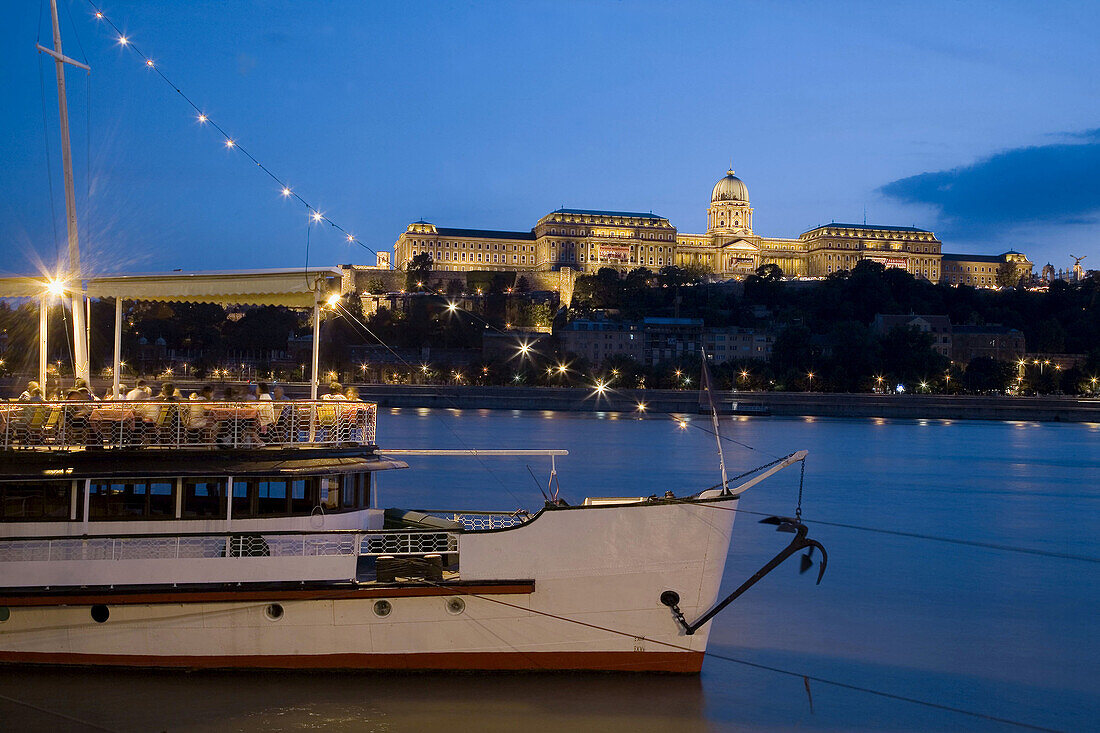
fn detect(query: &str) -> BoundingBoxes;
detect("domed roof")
[711,168,749,203]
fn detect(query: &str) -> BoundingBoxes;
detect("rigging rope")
[420,580,1062,732]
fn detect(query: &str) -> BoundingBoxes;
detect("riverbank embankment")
[350,385,1100,423]
[7,379,1096,422]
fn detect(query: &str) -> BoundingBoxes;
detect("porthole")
[445,597,465,615]
[373,600,392,618]
[0,606,9,623]
[90,604,109,623]
[264,603,284,621]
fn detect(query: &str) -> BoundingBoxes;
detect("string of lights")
[83,1,378,257]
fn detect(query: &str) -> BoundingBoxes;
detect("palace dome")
[711,169,749,203]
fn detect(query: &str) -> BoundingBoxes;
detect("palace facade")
[391,169,1030,285]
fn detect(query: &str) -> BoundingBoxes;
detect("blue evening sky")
[2,0,1098,277]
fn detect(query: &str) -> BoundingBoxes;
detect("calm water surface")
[2,409,1097,732]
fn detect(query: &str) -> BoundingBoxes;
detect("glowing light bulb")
[346,234,354,242]
[45,280,65,297]
[224,139,235,148]
[145,59,154,67]
[118,35,129,46]
[326,294,340,308]
[197,113,207,123]
[311,211,323,223]
[637,402,647,412]
[281,186,291,197]
[446,301,458,313]
[94,11,104,19]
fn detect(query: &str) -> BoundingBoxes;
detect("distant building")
[560,317,772,367]
[559,320,644,365]
[872,314,953,357]
[389,168,1028,285]
[940,251,1032,287]
[951,325,1026,365]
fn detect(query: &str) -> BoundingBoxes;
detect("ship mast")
[38,0,91,383]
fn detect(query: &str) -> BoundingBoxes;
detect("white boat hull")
[0,498,737,672]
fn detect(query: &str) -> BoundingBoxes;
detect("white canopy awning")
[1,267,345,399]
[85,267,343,307]
[0,276,58,299]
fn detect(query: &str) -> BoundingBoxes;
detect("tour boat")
[0,399,821,672]
[0,0,825,673]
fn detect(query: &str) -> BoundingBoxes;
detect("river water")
[2,409,1097,732]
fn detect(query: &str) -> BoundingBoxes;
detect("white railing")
[425,511,529,531]
[0,528,459,563]
[359,531,457,556]
[0,400,376,450]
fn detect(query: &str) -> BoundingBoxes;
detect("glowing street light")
[636,401,647,412]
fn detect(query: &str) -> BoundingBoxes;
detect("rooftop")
[548,208,668,221]
[433,227,536,240]
[941,253,1007,263]
[805,223,933,234]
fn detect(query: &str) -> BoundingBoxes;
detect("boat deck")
[0,400,376,451]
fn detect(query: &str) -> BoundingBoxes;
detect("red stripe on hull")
[0,650,704,674]
[1,583,534,607]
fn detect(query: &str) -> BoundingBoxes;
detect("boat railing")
[0,400,377,450]
[419,510,530,531]
[0,527,458,564]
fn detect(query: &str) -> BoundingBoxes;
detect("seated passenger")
[17,381,41,401]
[321,382,347,401]
[126,380,150,401]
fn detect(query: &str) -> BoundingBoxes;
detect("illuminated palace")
[392,169,1031,285]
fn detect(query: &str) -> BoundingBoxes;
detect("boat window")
[232,477,320,517]
[257,480,289,516]
[0,480,71,521]
[89,481,175,520]
[291,478,314,514]
[357,473,371,508]
[182,479,227,518]
[341,475,357,508]
[321,477,341,510]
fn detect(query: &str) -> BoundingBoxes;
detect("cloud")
[879,129,1100,237]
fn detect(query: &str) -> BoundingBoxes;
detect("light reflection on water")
[2,411,1096,732]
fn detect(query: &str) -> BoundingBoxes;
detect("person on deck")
[17,381,41,401]
[126,380,150,401]
[321,382,347,401]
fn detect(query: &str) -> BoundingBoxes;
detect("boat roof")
[0,447,407,481]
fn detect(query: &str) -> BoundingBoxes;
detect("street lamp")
[807,372,815,391]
